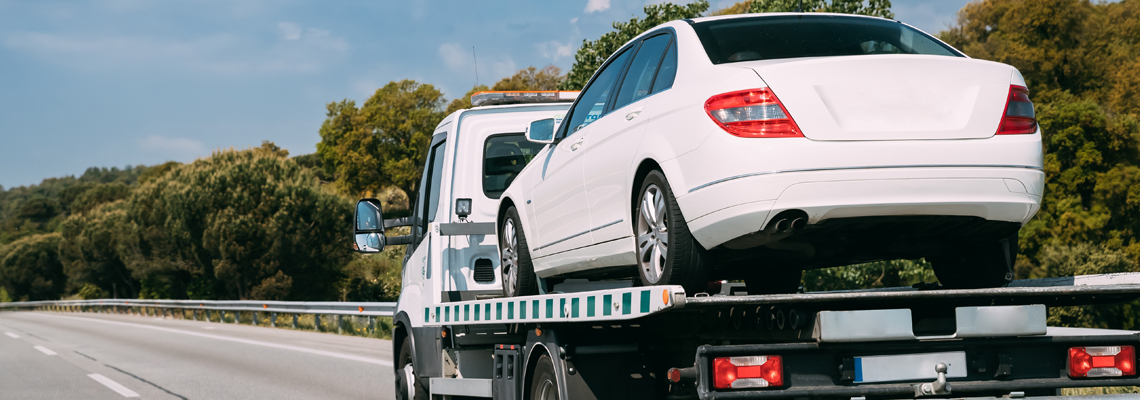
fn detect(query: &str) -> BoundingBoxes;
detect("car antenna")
[796,0,803,12]
[472,46,480,86]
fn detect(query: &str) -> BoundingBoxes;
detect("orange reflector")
[663,290,670,305]
[358,306,364,312]
[536,328,543,336]
[263,304,268,309]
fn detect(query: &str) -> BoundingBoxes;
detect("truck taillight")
[996,85,1036,135]
[1069,346,1136,378]
[713,355,783,389]
[705,89,802,138]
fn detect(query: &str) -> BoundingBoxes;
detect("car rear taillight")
[1069,346,1136,378]
[713,355,783,389]
[705,89,802,138]
[997,85,1036,135]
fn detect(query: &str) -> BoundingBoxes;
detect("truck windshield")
[690,15,961,64]
[483,133,546,198]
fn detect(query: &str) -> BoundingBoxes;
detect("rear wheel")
[529,354,559,400]
[931,234,1017,289]
[395,339,426,400]
[501,206,538,297]
[635,170,709,294]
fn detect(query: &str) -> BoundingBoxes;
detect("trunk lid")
[741,55,1015,141]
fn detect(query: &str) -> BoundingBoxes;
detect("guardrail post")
[292,314,297,329]
[270,312,277,328]
[369,316,375,333]
[336,315,343,334]
[253,311,259,326]
[314,314,321,332]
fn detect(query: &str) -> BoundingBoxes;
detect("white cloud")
[2,25,349,75]
[140,135,205,156]
[570,17,579,24]
[438,42,468,72]
[584,0,610,13]
[277,21,301,40]
[491,58,518,81]
[538,40,573,62]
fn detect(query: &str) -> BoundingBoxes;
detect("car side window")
[613,34,672,110]
[483,133,547,199]
[651,39,677,94]
[562,47,633,137]
[413,139,446,244]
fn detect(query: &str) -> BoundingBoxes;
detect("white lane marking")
[33,345,57,355]
[4,332,19,338]
[202,327,215,329]
[38,314,392,366]
[88,374,140,398]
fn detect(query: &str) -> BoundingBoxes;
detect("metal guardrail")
[0,298,397,331]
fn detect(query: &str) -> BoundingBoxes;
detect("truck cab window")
[483,133,546,199]
[424,140,446,231]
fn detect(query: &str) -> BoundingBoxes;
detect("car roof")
[686,12,895,24]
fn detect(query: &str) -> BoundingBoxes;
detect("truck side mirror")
[353,198,386,253]
[526,118,556,144]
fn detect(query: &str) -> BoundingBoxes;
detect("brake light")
[713,355,783,389]
[997,85,1036,135]
[705,89,802,138]
[1069,346,1136,378]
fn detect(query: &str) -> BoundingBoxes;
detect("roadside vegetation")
[2,0,1139,331]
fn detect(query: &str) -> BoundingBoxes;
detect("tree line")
[2,0,1138,330]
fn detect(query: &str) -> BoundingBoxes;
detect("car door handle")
[625,109,643,121]
[570,138,585,151]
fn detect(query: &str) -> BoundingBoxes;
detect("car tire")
[634,170,709,295]
[396,339,427,400]
[745,267,802,295]
[501,206,538,297]
[931,234,1017,289]
[529,354,559,400]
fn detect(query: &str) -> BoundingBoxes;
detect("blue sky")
[0,0,971,189]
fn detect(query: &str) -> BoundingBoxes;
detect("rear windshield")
[691,15,962,64]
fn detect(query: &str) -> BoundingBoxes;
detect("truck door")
[407,136,448,317]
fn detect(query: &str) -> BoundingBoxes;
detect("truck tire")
[635,170,709,295]
[396,339,427,400]
[529,354,559,400]
[931,234,1017,289]
[501,206,538,297]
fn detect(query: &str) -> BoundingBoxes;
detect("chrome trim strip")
[533,219,623,252]
[687,164,1044,194]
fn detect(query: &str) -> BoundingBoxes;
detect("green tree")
[491,65,564,91]
[58,201,139,299]
[0,287,11,302]
[747,0,892,17]
[318,80,445,207]
[559,1,710,90]
[0,233,65,301]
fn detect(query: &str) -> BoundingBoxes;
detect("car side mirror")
[526,118,556,144]
[353,198,385,253]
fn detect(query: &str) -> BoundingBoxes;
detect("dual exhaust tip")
[771,217,807,234]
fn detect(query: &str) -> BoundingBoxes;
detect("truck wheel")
[635,170,709,295]
[501,206,538,297]
[396,339,426,400]
[529,354,559,400]
[931,234,1017,289]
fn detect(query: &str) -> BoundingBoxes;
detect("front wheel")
[501,206,538,297]
[634,170,709,294]
[396,339,426,400]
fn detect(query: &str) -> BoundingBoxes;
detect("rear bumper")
[688,334,1140,399]
[676,166,1043,250]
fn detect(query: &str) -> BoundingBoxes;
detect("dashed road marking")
[88,374,140,398]
[4,332,18,338]
[33,345,57,355]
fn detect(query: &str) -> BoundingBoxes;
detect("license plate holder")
[854,351,966,383]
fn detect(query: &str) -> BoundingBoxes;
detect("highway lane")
[0,311,394,399]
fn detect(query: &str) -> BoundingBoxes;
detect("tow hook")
[913,362,951,397]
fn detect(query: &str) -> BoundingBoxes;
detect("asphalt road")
[0,311,394,400]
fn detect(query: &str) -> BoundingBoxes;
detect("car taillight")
[705,89,802,138]
[1069,346,1136,378]
[997,85,1036,135]
[713,355,783,389]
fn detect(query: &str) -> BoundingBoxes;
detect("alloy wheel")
[637,184,669,284]
[501,219,519,296]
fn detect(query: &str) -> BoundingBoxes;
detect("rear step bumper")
[687,335,1140,399]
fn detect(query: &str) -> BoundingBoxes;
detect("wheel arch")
[630,158,664,225]
[524,341,555,397]
[392,311,413,371]
[497,196,517,235]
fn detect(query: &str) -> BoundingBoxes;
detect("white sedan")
[496,13,1043,296]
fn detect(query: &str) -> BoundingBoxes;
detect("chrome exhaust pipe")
[774,219,790,233]
[790,217,806,231]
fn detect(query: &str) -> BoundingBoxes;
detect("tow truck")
[351,91,1140,400]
